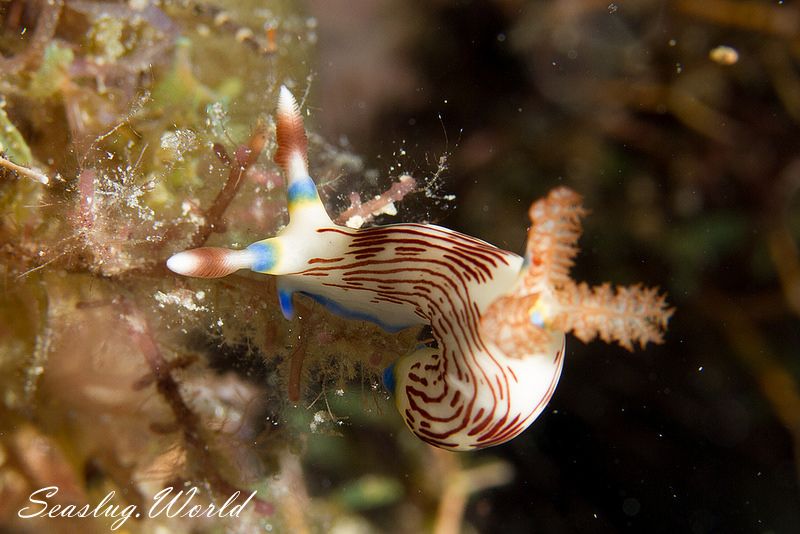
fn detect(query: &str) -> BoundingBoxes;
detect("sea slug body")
[167,87,672,450]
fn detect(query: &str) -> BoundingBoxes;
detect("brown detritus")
[334,174,417,228]
[287,330,309,403]
[212,142,232,166]
[286,300,321,403]
[121,299,274,516]
[132,353,197,391]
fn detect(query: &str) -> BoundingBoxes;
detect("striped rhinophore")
[167,86,671,451]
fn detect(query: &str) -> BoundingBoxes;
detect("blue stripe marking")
[382,362,396,394]
[247,242,275,272]
[298,291,412,333]
[278,289,294,320]
[287,177,319,204]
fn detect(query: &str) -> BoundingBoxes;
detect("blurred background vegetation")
[1,0,799,532]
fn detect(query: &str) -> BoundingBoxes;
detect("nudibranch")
[167,87,672,451]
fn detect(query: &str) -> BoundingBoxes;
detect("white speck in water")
[497,33,506,42]
[698,366,704,372]
[608,3,618,14]
[676,63,683,73]
[668,39,677,47]
[709,45,739,66]
[345,214,366,229]
[235,28,253,43]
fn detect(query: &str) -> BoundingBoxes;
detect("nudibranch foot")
[166,85,672,452]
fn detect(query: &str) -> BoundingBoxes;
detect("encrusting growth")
[167,86,673,450]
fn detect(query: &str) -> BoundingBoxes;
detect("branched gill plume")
[549,281,673,351]
[483,187,672,356]
[523,187,586,292]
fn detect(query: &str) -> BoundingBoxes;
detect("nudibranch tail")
[166,247,256,278]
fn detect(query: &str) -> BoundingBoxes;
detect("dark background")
[307,1,800,532]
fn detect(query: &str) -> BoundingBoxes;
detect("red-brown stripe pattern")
[289,222,564,450]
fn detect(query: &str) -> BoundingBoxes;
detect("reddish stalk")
[121,299,274,515]
[189,123,268,249]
